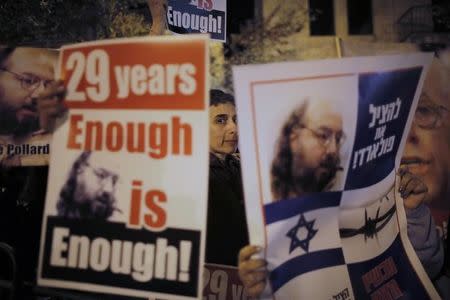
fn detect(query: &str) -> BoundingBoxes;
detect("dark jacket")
[206,153,249,266]
[406,203,443,279]
[0,167,48,290]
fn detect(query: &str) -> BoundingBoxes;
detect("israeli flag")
[264,192,354,299]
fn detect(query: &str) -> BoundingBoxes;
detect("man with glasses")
[0,47,57,138]
[401,58,450,297]
[271,98,344,200]
[0,47,58,166]
[402,59,449,213]
[57,151,121,220]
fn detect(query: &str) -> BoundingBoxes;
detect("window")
[432,0,450,33]
[309,0,335,36]
[347,0,373,35]
[228,0,255,34]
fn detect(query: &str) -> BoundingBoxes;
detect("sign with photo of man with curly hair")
[38,35,210,300]
[233,53,440,299]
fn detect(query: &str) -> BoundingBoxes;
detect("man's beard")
[76,194,116,219]
[0,104,39,136]
[291,154,341,194]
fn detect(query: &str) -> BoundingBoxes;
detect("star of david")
[286,213,318,254]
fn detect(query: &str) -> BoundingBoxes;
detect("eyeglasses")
[0,67,55,91]
[299,125,346,148]
[414,101,449,130]
[83,162,118,186]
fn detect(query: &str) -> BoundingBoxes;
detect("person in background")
[206,89,249,266]
[401,54,449,298]
[401,58,450,224]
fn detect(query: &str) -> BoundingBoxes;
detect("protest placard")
[233,53,439,299]
[166,0,227,42]
[340,39,450,251]
[38,35,209,300]
[203,264,250,300]
[0,47,58,166]
[151,264,250,300]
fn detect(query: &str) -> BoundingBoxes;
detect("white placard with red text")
[38,35,209,300]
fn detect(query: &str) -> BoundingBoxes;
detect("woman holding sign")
[206,89,249,266]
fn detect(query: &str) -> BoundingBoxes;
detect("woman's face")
[402,61,450,209]
[209,102,238,158]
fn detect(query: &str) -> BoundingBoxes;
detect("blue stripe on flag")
[265,192,341,225]
[270,248,345,293]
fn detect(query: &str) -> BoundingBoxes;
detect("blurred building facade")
[256,0,449,50]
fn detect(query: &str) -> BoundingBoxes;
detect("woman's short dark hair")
[210,89,235,107]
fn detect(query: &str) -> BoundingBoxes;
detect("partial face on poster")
[402,53,450,210]
[245,74,356,203]
[0,47,57,136]
[57,151,120,220]
[0,47,57,166]
[271,98,346,200]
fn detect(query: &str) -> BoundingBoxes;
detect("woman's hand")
[37,80,67,132]
[238,245,267,298]
[398,167,428,209]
